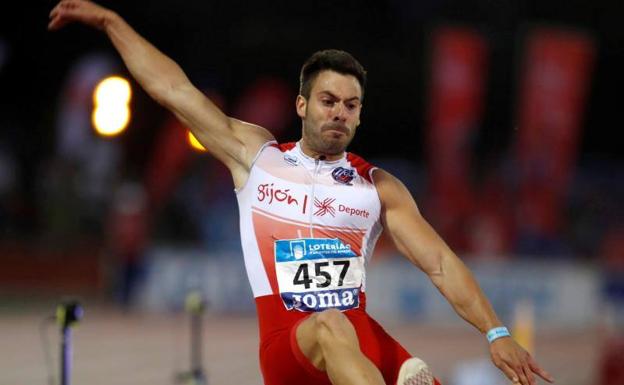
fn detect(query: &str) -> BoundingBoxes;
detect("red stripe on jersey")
[347,152,375,183]
[271,142,297,152]
[271,142,376,183]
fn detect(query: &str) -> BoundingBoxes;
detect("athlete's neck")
[298,139,344,162]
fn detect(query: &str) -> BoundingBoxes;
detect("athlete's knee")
[314,309,358,346]
[315,308,346,328]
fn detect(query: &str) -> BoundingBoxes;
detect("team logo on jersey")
[283,153,299,166]
[332,167,355,185]
[314,198,336,217]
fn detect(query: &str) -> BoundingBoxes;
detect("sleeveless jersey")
[236,141,383,332]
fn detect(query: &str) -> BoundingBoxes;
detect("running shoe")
[396,357,434,385]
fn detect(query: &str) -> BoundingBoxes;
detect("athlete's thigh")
[345,312,412,385]
[259,324,332,385]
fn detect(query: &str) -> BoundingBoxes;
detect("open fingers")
[493,356,520,384]
[528,355,555,383]
[50,0,73,16]
[518,359,536,385]
[493,351,538,385]
[49,3,62,19]
[48,15,70,31]
[48,1,70,30]
[49,0,83,19]
[513,360,531,385]
[48,0,87,31]
[491,339,554,385]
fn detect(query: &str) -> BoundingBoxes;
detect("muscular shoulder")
[346,152,376,183]
[371,168,416,211]
[372,168,404,191]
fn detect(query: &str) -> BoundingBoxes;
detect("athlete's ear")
[357,104,363,126]
[296,95,307,119]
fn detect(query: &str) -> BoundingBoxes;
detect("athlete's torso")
[236,141,383,334]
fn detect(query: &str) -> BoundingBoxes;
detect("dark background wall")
[0,0,622,253]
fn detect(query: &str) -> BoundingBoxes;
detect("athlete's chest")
[249,158,380,227]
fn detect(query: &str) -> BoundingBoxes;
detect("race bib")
[275,238,364,312]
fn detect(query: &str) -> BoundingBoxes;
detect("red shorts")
[256,295,441,385]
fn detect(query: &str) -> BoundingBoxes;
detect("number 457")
[293,261,350,289]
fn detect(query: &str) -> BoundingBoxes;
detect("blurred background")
[0,0,623,384]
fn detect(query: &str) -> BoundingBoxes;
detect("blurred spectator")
[600,226,624,321]
[55,52,123,225]
[107,180,149,310]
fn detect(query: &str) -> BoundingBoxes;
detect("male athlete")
[49,1,555,385]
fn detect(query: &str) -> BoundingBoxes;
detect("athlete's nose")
[332,102,348,122]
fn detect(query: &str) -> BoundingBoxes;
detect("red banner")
[425,26,488,251]
[515,27,595,246]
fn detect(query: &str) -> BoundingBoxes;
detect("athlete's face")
[296,70,362,158]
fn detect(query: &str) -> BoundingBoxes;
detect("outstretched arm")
[374,169,554,385]
[48,0,274,188]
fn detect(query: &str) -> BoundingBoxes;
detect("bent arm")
[374,169,554,385]
[49,0,274,186]
[374,169,500,333]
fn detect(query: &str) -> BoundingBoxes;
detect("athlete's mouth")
[322,123,349,135]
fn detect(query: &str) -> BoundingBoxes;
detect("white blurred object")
[55,52,122,204]
[452,358,507,385]
[56,52,118,160]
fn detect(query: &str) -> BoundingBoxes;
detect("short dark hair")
[299,49,367,100]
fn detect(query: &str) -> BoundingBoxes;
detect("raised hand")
[48,0,113,31]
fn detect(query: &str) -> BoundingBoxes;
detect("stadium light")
[187,131,207,152]
[92,75,132,137]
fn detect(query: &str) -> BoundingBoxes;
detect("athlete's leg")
[295,308,385,385]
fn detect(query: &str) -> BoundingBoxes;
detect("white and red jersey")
[236,141,383,336]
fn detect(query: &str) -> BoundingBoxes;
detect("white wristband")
[486,326,511,343]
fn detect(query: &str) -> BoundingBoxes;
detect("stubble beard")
[302,122,353,156]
